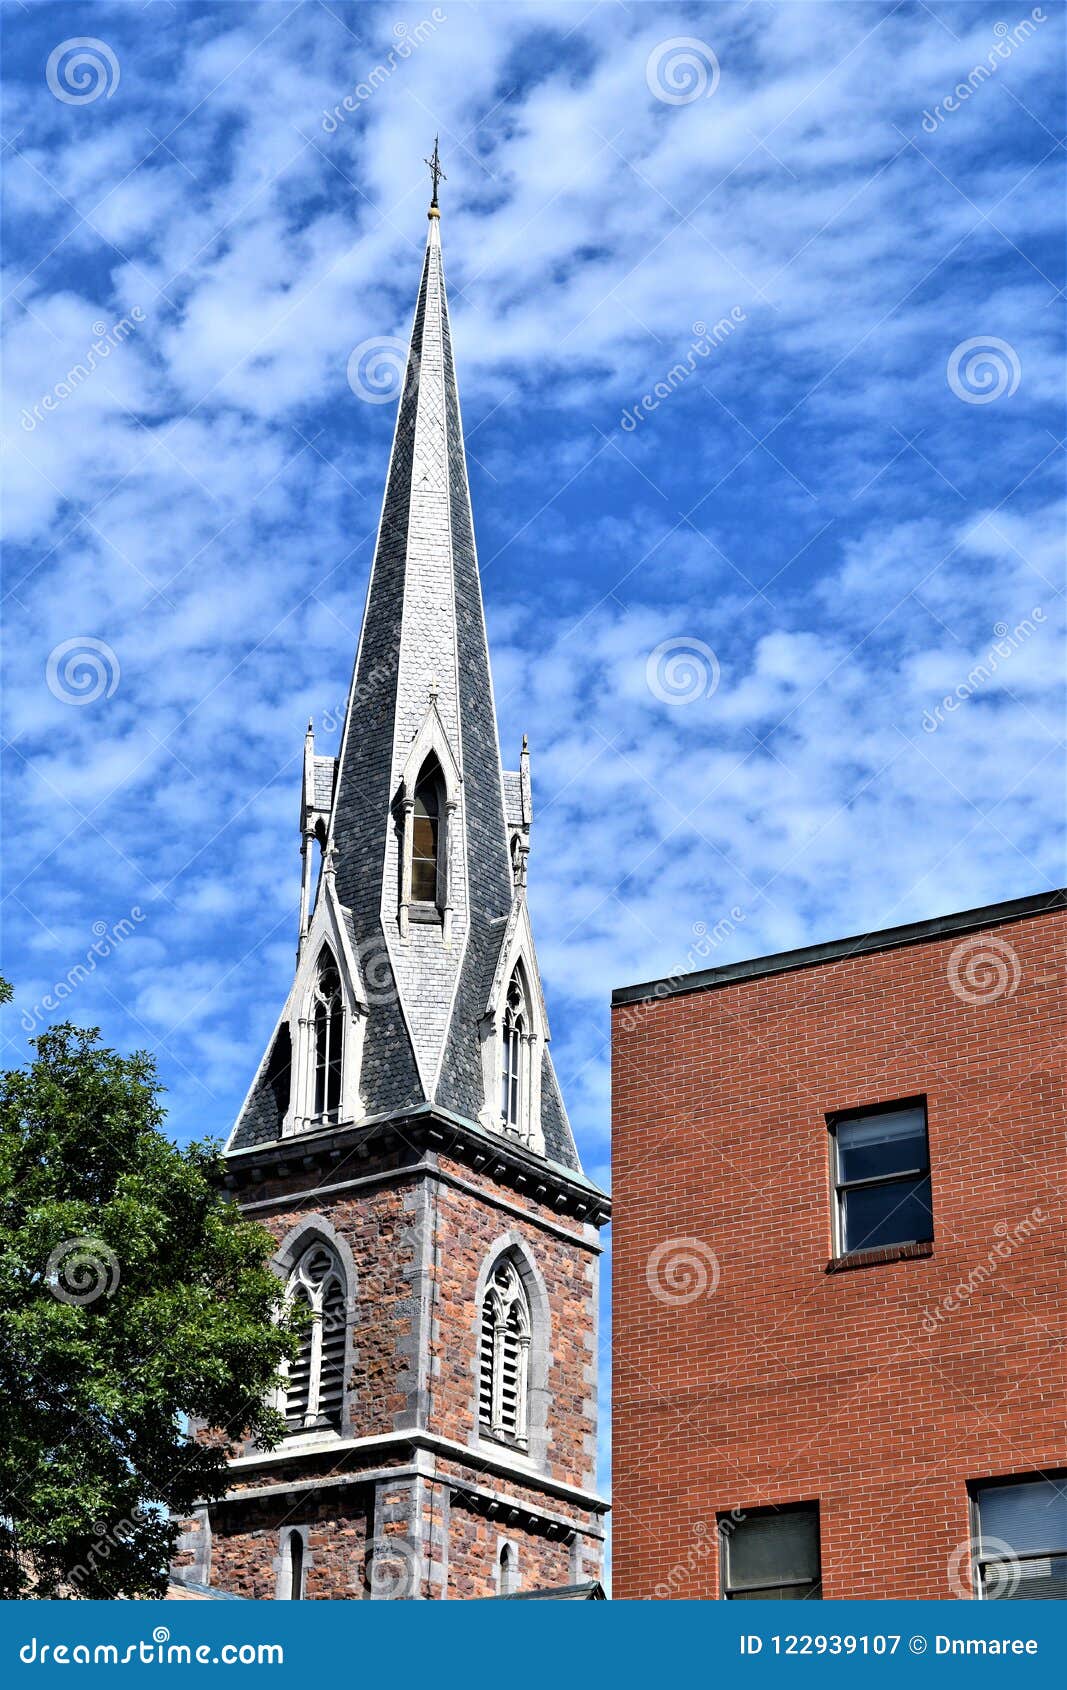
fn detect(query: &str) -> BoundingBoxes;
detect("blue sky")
[2,0,1064,1495]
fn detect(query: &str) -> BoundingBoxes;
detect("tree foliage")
[0,1013,295,1598]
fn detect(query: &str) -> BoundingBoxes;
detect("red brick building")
[612,890,1066,1600]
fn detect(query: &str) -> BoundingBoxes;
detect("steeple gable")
[229,190,579,1172]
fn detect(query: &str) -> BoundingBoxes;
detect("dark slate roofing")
[312,756,336,809]
[502,770,523,828]
[228,214,583,1175]
[613,886,1067,1007]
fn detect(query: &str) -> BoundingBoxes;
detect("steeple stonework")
[171,175,610,1601]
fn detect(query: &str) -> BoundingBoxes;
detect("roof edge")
[611,887,1067,1008]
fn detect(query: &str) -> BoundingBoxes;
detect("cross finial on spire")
[425,135,445,217]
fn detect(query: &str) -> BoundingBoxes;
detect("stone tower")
[172,172,610,1601]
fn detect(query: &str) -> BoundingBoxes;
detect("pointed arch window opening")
[411,763,443,907]
[478,1256,531,1448]
[498,1542,517,1596]
[284,1531,305,1600]
[312,954,344,1125]
[501,970,532,1142]
[283,1244,347,1434]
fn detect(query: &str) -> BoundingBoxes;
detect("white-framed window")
[311,951,344,1125]
[828,1099,933,1256]
[478,1255,531,1446]
[284,1243,346,1432]
[718,1503,822,1600]
[971,1474,1067,1599]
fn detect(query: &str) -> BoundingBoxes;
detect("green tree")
[0,1009,296,1599]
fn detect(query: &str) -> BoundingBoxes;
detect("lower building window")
[719,1504,822,1600]
[829,1099,933,1255]
[972,1475,1067,1600]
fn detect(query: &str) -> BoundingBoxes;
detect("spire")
[424,135,445,217]
[228,186,579,1173]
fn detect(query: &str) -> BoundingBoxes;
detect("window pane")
[727,1510,820,1587]
[729,1583,822,1600]
[411,858,437,902]
[978,1477,1067,1556]
[836,1107,927,1184]
[982,1557,1067,1601]
[412,815,437,856]
[843,1173,933,1252]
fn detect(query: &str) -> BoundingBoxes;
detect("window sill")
[826,1239,934,1273]
[478,1429,530,1457]
[409,902,443,926]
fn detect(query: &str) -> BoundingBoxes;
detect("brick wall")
[612,905,1065,1599]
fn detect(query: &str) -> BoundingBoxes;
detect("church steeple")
[229,164,578,1171]
[179,162,609,1602]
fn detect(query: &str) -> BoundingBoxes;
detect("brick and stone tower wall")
[172,186,609,1600]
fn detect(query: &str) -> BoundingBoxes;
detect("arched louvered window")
[479,1256,531,1446]
[284,1244,347,1433]
[500,970,529,1138]
[312,952,343,1123]
[412,759,444,906]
